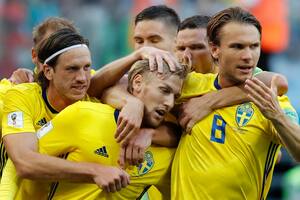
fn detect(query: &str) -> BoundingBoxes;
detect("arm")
[3,133,108,182]
[179,71,288,131]
[255,71,288,96]
[118,122,180,167]
[245,76,300,162]
[3,133,129,192]
[88,46,180,98]
[9,68,34,84]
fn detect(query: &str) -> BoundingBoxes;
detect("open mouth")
[155,109,166,117]
[237,66,252,73]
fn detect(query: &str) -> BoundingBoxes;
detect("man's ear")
[209,42,219,61]
[31,48,38,65]
[43,64,54,81]
[132,74,143,94]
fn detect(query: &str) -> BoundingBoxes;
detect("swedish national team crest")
[236,103,254,127]
[131,151,154,177]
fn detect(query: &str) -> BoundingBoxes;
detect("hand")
[244,76,284,121]
[93,165,130,193]
[118,128,153,168]
[136,46,181,73]
[178,95,213,133]
[9,68,34,84]
[178,50,192,72]
[115,97,144,145]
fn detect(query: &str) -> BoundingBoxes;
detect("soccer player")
[175,15,215,74]
[14,59,187,199]
[171,7,300,199]
[0,17,80,177]
[99,4,181,167]
[174,14,289,133]
[1,28,132,199]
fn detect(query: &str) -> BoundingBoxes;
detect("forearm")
[205,86,248,109]
[255,72,288,96]
[4,133,99,182]
[152,122,181,147]
[272,115,300,162]
[88,51,140,98]
[12,149,99,182]
[101,81,130,109]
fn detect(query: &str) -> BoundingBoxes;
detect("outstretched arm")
[88,46,180,98]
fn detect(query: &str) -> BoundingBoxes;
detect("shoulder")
[179,72,216,101]
[5,82,41,96]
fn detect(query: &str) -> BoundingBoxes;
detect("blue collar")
[214,75,222,90]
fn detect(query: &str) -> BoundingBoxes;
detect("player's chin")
[148,117,163,128]
[69,93,86,102]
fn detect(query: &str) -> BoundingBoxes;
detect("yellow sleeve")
[0,159,19,200]
[90,69,96,76]
[0,79,13,98]
[2,88,36,137]
[37,103,81,156]
[178,72,216,103]
[278,95,299,124]
[0,79,13,136]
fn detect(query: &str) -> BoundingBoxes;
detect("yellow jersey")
[15,101,174,200]
[0,78,13,174]
[0,82,97,199]
[172,72,298,200]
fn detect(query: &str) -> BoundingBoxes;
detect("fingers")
[9,68,34,84]
[118,147,126,169]
[270,75,280,96]
[178,115,189,130]
[148,55,156,71]
[116,123,133,143]
[108,181,117,193]
[125,144,133,165]
[121,171,130,188]
[244,81,267,109]
[186,119,196,134]
[131,144,140,165]
[155,55,164,73]
[104,170,130,193]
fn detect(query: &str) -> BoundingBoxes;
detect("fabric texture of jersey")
[0,82,97,199]
[15,101,174,200]
[172,72,298,200]
[0,79,14,179]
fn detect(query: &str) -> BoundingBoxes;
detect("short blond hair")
[127,59,187,93]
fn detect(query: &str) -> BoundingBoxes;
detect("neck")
[218,73,237,88]
[211,65,219,74]
[46,86,73,112]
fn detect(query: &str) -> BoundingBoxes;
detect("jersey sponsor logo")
[37,121,53,139]
[132,151,154,177]
[236,103,254,127]
[94,146,109,157]
[7,111,23,128]
[37,117,47,127]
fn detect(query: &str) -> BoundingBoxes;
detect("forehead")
[177,28,207,45]
[134,20,173,38]
[56,47,91,66]
[219,22,260,45]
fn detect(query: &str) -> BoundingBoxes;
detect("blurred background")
[0,0,299,199]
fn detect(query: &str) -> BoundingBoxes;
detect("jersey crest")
[132,151,154,177]
[236,103,254,127]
